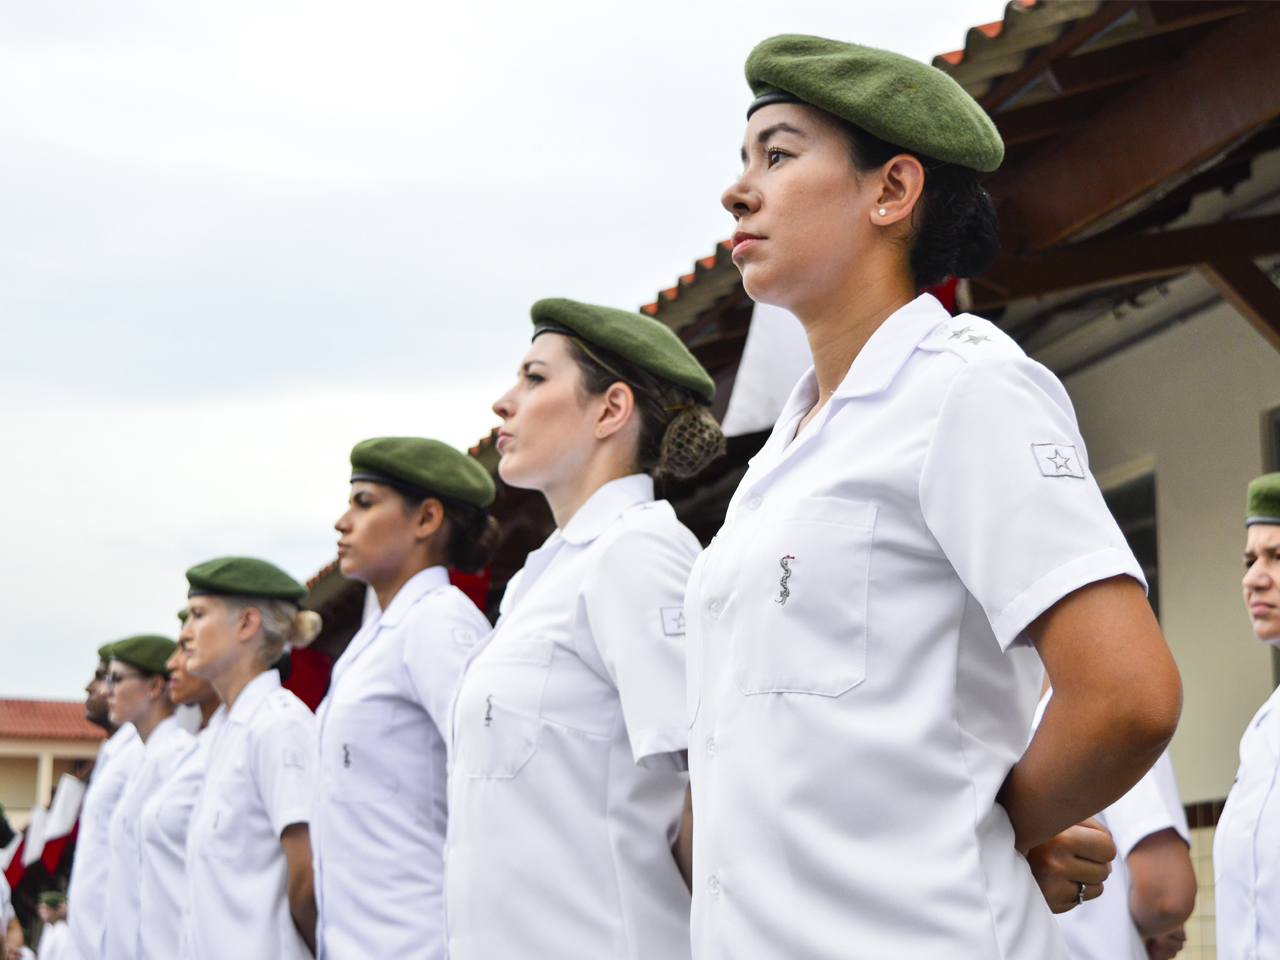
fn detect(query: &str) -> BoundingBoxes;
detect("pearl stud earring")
[878,208,887,216]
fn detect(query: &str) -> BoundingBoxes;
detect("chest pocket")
[197,779,248,864]
[323,702,399,803]
[733,497,876,697]
[456,639,554,780]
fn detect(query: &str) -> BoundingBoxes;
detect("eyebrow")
[522,359,547,372]
[742,122,808,162]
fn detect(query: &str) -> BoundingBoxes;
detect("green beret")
[109,635,177,676]
[350,437,496,509]
[39,890,66,907]
[531,298,715,402]
[186,557,307,602]
[177,607,189,623]
[745,35,1004,173]
[97,642,117,663]
[1248,473,1280,526]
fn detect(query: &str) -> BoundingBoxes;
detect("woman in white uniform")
[137,625,223,960]
[181,557,321,960]
[311,437,496,960]
[1216,472,1280,960]
[66,643,142,960]
[685,36,1183,959]
[102,635,188,960]
[445,297,725,960]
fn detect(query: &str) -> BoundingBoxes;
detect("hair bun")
[952,187,1001,279]
[657,405,727,479]
[293,610,323,647]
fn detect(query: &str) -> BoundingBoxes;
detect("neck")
[197,694,221,729]
[789,264,917,422]
[542,453,636,530]
[134,702,175,744]
[211,659,269,713]
[371,556,441,612]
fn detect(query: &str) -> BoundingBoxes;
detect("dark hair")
[396,489,500,575]
[834,118,1001,289]
[562,337,725,480]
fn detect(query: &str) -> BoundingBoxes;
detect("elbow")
[1117,670,1183,758]
[1137,883,1198,934]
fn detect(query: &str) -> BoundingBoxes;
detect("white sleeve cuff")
[989,547,1146,651]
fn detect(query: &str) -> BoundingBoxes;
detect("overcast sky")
[0,0,1004,699]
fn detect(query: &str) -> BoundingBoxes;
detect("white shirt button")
[747,495,762,510]
[706,737,716,756]
[708,600,722,619]
[708,874,721,897]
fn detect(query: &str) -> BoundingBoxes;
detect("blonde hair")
[221,596,323,667]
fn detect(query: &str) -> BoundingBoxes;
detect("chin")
[497,454,538,492]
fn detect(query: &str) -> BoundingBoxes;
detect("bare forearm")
[289,876,317,955]
[1002,577,1181,851]
[673,784,693,891]
[1129,830,1197,937]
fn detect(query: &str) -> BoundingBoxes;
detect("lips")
[731,231,763,258]
[496,431,513,452]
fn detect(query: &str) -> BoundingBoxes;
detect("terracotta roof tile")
[0,700,105,742]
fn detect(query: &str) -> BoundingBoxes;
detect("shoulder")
[400,583,490,648]
[604,499,701,559]
[254,687,317,735]
[917,313,1024,365]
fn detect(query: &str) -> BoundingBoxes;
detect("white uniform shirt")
[67,723,141,960]
[104,715,191,960]
[139,710,223,960]
[312,565,488,960]
[1031,694,1190,960]
[685,294,1144,960]
[446,474,698,960]
[182,671,315,960]
[1216,682,1280,960]
[38,920,70,960]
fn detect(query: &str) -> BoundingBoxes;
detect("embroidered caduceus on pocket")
[776,555,796,605]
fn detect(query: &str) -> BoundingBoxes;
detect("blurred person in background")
[66,643,144,960]
[2,869,22,960]
[36,892,68,960]
[181,557,320,960]
[311,438,497,960]
[137,620,223,960]
[102,636,184,960]
[1216,473,1280,960]
[1033,688,1196,960]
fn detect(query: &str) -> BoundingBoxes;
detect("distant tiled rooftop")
[0,699,105,742]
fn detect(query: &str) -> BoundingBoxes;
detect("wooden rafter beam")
[971,214,1280,308]
[986,3,1280,252]
[980,2,1137,113]
[1200,259,1280,352]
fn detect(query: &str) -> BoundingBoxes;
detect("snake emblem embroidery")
[776,555,796,605]
[342,744,351,768]
[485,695,494,726]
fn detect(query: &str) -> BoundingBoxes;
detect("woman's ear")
[595,382,636,440]
[414,497,447,541]
[873,154,926,227]
[237,606,263,643]
[148,674,169,702]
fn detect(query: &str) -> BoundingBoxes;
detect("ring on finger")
[1076,882,1086,906]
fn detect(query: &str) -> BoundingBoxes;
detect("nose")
[335,509,351,533]
[721,170,760,220]
[1245,558,1271,591]
[493,386,516,420]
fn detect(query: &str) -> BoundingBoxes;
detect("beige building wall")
[1065,299,1280,803]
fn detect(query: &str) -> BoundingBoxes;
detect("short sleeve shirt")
[139,711,222,960]
[182,671,315,960]
[445,474,698,960]
[105,714,192,960]
[685,294,1144,960]
[67,723,142,960]
[312,566,489,960]
[1216,683,1280,960]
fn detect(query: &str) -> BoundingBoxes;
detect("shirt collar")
[228,669,281,725]
[378,565,450,628]
[830,293,951,400]
[560,474,654,546]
